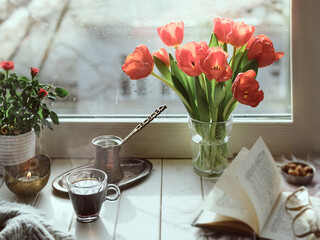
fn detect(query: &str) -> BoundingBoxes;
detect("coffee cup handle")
[105,184,121,201]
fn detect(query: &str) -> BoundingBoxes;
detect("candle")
[16,171,40,181]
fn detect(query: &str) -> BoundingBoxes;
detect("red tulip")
[175,41,208,77]
[213,18,255,48]
[30,67,39,78]
[231,70,264,107]
[213,18,234,43]
[153,48,170,67]
[246,34,284,68]
[199,47,233,82]
[0,61,14,71]
[122,44,154,80]
[157,21,184,48]
[38,88,48,98]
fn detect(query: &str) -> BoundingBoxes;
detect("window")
[1,0,290,116]
[1,0,318,158]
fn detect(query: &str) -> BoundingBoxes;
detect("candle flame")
[27,171,32,178]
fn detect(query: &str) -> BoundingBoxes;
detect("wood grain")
[161,159,205,240]
[115,159,162,240]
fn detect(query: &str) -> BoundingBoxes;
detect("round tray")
[52,157,152,194]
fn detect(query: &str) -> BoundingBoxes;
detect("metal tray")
[52,158,152,194]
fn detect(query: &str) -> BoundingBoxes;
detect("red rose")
[0,61,14,71]
[38,88,48,98]
[31,67,39,78]
[231,70,264,107]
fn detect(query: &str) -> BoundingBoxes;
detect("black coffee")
[68,179,105,217]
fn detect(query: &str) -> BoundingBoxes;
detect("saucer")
[52,157,152,193]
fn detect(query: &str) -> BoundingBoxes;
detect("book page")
[261,192,320,240]
[212,148,259,232]
[198,148,259,233]
[260,193,296,239]
[236,137,281,234]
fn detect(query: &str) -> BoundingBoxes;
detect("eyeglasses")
[285,187,320,239]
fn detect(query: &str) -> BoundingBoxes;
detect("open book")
[192,137,320,239]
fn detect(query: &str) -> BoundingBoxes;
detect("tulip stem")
[199,74,207,97]
[231,46,236,71]
[151,72,192,112]
[223,97,237,120]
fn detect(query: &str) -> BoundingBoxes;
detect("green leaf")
[50,111,59,125]
[222,43,227,52]
[241,59,259,75]
[46,120,54,130]
[47,92,56,101]
[19,76,29,83]
[230,46,247,80]
[171,74,190,105]
[208,33,219,48]
[32,79,39,86]
[55,87,69,98]
[153,56,171,83]
[0,72,4,81]
[213,82,226,108]
[34,124,41,137]
[224,100,238,121]
[194,76,209,121]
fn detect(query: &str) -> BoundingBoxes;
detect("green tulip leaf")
[195,76,209,121]
[224,99,238,121]
[222,43,227,52]
[171,74,190,105]
[153,56,172,83]
[241,59,259,75]
[209,33,219,48]
[231,46,247,80]
[213,82,226,108]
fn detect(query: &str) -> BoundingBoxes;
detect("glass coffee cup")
[66,168,120,223]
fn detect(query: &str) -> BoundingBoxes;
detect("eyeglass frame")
[285,186,320,238]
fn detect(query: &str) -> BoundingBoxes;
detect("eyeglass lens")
[292,207,319,238]
[286,187,310,210]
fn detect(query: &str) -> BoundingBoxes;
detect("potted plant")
[0,61,69,171]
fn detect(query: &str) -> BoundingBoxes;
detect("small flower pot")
[0,130,36,174]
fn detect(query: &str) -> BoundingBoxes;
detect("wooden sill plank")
[67,158,120,239]
[161,159,205,240]
[115,159,162,239]
[35,158,90,232]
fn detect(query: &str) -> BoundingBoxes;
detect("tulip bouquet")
[0,61,69,137]
[122,18,284,177]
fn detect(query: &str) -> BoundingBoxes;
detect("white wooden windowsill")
[0,158,228,240]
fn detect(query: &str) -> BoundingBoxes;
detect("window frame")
[38,0,319,159]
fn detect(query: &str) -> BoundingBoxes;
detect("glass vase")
[188,116,233,178]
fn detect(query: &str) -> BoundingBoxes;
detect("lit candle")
[17,171,40,181]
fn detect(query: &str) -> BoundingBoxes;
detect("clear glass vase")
[188,116,233,178]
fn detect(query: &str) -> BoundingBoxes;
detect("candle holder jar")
[92,135,124,183]
[3,154,51,197]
